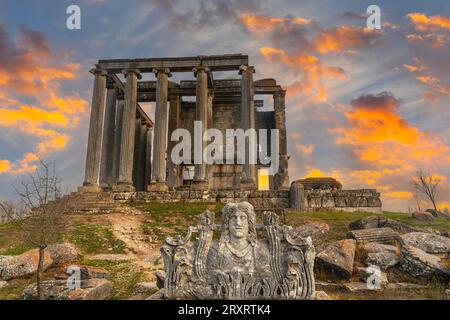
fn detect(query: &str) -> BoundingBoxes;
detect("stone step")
[347,227,399,243]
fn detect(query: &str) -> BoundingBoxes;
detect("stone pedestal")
[112,183,136,192]
[191,179,209,191]
[147,182,169,192]
[290,181,306,212]
[240,179,256,191]
[78,185,102,193]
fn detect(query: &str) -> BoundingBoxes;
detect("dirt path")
[105,212,163,279]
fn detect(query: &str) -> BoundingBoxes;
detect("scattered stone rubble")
[21,264,112,300]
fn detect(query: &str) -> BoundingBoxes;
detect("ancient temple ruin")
[77,54,382,213]
[80,54,288,193]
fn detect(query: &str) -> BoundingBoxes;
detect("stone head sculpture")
[220,202,257,246]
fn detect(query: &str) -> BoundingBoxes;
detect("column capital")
[153,68,172,77]
[239,65,255,75]
[90,67,107,77]
[193,66,210,77]
[122,68,142,79]
[274,90,286,98]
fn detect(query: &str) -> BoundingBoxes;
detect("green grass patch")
[68,224,127,255]
[131,202,223,242]
[0,242,35,256]
[285,210,450,241]
[0,268,56,300]
[382,211,450,232]
[0,220,30,255]
[0,278,31,300]
[80,258,145,300]
[326,285,447,300]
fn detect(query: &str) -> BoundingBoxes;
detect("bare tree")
[413,170,441,211]
[0,200,28,223]
[412,187,422,212]
[14,159,68,300]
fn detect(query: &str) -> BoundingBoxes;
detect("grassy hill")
[0,202,449,300]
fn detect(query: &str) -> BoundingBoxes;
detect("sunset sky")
[0,0,449,212]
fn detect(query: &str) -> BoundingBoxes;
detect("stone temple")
[77,54,382,213]
[80,54,288,193]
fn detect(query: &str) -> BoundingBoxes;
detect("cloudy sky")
[0,0,449,211]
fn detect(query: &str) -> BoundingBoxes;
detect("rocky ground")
[0,202,449,300]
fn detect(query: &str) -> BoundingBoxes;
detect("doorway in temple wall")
[258,168,270,191]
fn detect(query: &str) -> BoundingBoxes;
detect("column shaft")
[99,80,117,187]
[112,98,124,183]
[274,90,289,189]
[83,67,107,190]
[193,67,208,182]
[117,69,140,190]
[136,123,147,191]
[240,65,256,187]
[167,95,181,188]
[206,92,214,185]
[145,127,153,187]
[132,117,142,189]
[151,69,170,184]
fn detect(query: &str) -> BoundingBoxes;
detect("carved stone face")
[229,210,249,240]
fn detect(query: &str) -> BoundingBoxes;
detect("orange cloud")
[349,170,382,186]
[402,58,448,100]
[302,167,343,181]
[416,75,439,85]
[239,13,310,35]
[403,63,423,72]
[407,13,450,31]
[0,105,70,128]
[438,201,450,211]
[332,92,450,171]
[260,47,346,101]
[314,26,380,54]
[0,24,88,175]
[240,13,381,102]
[297,144,315,155]
[385,191,413,199]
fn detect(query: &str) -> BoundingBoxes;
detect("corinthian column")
[167,95,181,189]
[274,90,289,189]
[148,68,170,191]
[191,66,209,190]
[114,68,141,192]
[99,77,117,188]
[80,67,107,192]
[136,122,147,191]
[112,97,124,183]
[239,65,256,190]
[145,126,153,187]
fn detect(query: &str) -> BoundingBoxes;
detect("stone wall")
[290,181,382,213]
[179,101,276,189]
[112,190,290,210]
